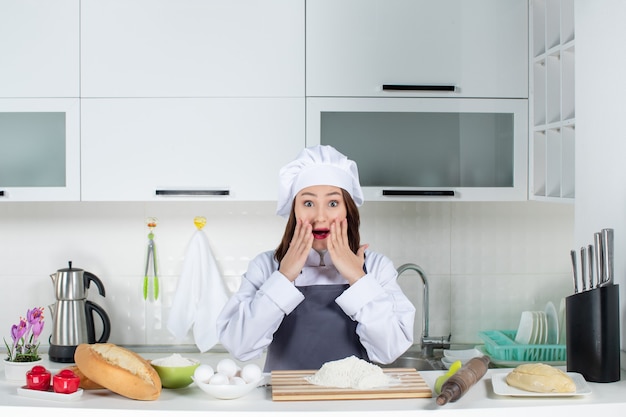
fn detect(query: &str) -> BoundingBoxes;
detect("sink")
[380,355,444,371]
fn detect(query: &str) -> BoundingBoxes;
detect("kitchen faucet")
[396,263,451,357]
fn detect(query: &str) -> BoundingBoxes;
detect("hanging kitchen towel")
[167,225,229,352]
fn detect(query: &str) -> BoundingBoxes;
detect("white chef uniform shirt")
[216,248,415,366]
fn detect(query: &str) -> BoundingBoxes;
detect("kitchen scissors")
[144,217,159,300]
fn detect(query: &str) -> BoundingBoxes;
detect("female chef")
[217,145,415,371]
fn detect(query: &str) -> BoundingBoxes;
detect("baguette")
[64,365,105,390]
[506,363,576,393]
[74,343,162,400]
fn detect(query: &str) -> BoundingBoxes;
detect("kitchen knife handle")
[570,249,579,293]
[594,232,603,287]
[0,190,4,197]
[382,84,457,92]
[382,190,455,197]
[601,228,614,286]
[155,189,230,196]
[580,247,587,292]
[587,245,594,289]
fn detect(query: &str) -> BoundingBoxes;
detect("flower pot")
[3,358,43,383]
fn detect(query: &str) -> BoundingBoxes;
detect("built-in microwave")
[306,97,528,201]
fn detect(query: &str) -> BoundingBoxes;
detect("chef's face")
[294,185,347,251]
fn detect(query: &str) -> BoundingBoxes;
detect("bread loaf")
[505,363,576,393]
[64,365,104,390]
[74,343,162,400]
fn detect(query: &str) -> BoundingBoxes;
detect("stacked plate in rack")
[514,302,560,345]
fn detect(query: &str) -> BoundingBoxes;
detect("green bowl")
[151,360,200,389]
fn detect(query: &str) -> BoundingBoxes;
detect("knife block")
[566,284,620,382]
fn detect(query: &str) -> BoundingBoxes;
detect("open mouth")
[312,229,330,240]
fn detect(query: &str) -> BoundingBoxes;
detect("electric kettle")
[48,262,111,363]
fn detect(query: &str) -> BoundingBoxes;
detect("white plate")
[530,311,548,345]
[545,301,559,344]
[443,348,483,360]
[531,312,541,344]
[515,311,534,344]
[441,357,464,369]
[558,298,566,344]
[193,376,266,400]
[491,372,591,397]
[17,386,83,402]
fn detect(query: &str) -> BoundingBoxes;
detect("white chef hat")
[276,145,363,217]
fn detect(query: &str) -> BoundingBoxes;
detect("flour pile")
[306,356,391,389]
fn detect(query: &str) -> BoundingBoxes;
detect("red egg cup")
[26,365,51,391]
[53,369,80,394]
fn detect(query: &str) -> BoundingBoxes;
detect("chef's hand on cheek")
[279,219,313,282]
[327,218,368,285]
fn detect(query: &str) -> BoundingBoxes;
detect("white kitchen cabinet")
[0,0,79,98]
[0,99,80,201]
[81,98,304,201]
[529,0,575,201]
[80,0,304,98]
[306,0,528,98]
[307,98,528,201]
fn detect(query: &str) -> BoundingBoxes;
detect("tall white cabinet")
[305,0,529,201]
[0,0,80,201]
[79,0,305,201]
[575,0,626,367]
[530,0,576,201]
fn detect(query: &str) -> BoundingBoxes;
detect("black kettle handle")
[84,272,106,297]
[85,300,111,344]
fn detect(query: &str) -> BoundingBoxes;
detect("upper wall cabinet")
[81,98,304,201]
[0,99,80,201]
[307,97,528,201]
[306,0,528,98]
[80,0,304,98]
[0,0,79,98]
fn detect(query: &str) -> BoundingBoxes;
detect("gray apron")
[264,274,369,371]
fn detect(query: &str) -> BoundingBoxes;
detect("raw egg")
[209,373,229,385]
[230,376,247,385]
[193,364,215,383]
[216,358,238,378]
[240,364,262,383]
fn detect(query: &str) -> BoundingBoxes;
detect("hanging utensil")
[143,217,159,300]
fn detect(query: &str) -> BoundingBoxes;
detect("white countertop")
[2,353,626,417]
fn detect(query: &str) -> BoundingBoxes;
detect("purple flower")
[11,319,27,342]
[27,307,45,342]
[5,307,45,362]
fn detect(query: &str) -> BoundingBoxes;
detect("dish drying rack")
[478,330,566,363]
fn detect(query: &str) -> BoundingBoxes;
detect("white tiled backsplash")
[0,200,574,351]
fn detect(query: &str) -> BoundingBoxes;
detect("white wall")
[575,0,626,364]
[0,200,573,353]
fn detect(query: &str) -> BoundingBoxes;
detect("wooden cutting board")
[271,368,432,401]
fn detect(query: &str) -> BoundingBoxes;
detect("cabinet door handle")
[382,190,455,197]
[382,84,457,92]
[155,189,230,196]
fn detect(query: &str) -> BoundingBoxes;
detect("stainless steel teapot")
[48,262,111,363]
